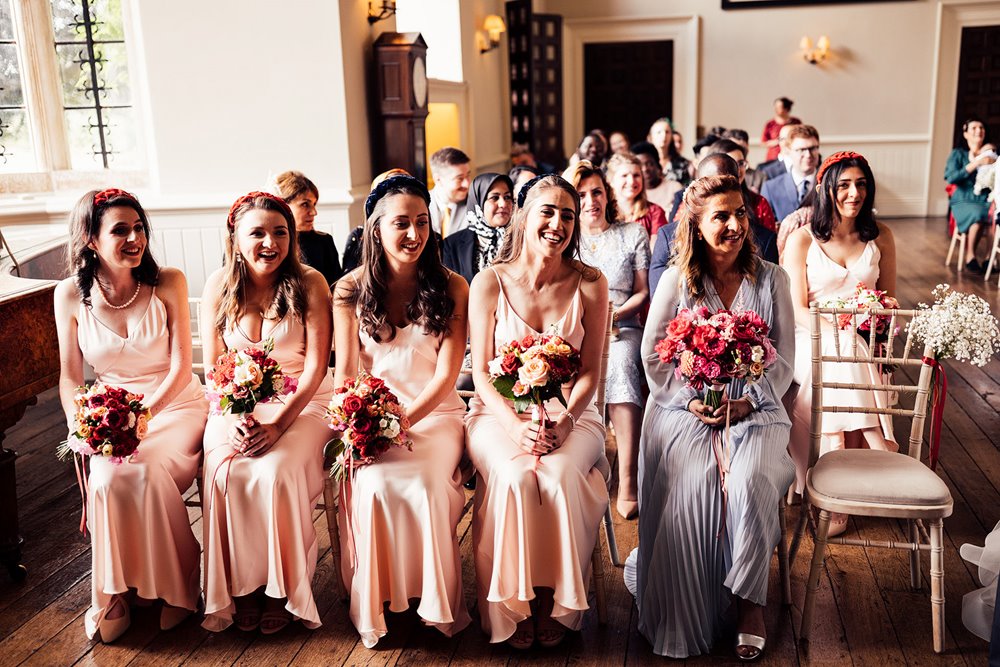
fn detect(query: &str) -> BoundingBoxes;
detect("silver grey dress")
[578,222,650,407]
[624,261,796,658]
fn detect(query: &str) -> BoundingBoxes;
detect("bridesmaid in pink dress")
[54,189,207,642]
[200,192,333,634]
[782,152,898,536]
[332,175,471,647]
[466,175,610,649]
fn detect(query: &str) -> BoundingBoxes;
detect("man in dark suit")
[756,122,800,182]
[760,124,821,222]
[650,153,779,295]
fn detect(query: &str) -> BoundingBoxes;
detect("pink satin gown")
[338,322,471,647]
[465,269,609,643]
[76,292,207,639]
[201,314,333,631]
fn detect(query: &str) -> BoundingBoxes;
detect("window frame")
[1,0,146,194]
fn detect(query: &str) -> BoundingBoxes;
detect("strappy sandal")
[506,618,535,650]
[259,608,292,635]
[735,632,766,661]
[233,601,261,632]
[97,594,131,643]
[536,616,567,648]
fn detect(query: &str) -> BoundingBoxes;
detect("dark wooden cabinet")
[506,1,564,169]
[373,32,429,182]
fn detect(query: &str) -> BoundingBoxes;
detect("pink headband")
[93,188,137,207]
[816,151,869,186]
[227,191,293,231]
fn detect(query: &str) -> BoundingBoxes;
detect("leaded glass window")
[0,0,38,172]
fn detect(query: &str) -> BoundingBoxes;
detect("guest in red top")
[761,97,801,162]
[607,152,668,246]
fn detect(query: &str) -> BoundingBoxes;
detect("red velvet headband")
[816,151,868,186]
[226,191,293,231]
[93,188,137,207]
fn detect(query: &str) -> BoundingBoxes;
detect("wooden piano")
[0,273,59,581]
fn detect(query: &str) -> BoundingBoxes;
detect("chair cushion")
[810,449,951,506]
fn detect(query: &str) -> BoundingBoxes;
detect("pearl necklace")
[96,278,142,310]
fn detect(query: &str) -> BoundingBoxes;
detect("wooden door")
[953,25,1000,147]
[583,40,673,146]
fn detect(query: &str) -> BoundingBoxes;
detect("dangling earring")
[236,253,244,266]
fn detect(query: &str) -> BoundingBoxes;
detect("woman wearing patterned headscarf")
[441,172,514,285]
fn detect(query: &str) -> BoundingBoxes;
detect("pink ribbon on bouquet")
[72,453,90,535]
[208,414,256,511]
[510,401,550,506]
[709,402,733,540]
[921,356,947,471]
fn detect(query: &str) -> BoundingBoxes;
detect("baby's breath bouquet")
[907,284,1000,470]
[908,284,1000,366]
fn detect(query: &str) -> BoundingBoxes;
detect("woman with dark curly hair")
[54,189,207,642]
[333,175,471,648]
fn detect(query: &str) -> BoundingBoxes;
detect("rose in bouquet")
[325,373,412,482]
[487,333,582,415]
[821,281,900,341]
[654,307,777,415]
[57,383,151,465]
[205,338,297,416]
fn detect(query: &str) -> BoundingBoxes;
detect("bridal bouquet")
[57,383,151,465]
[655,307,777,413]
[820,282,900,341]
[488,333,582,413]
[205,338,297,416]
[325,373,412,482]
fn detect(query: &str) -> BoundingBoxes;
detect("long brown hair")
[339,177,453,343]
[671,175,758,301]
[493,174,600,281]
[67,189,159,308]
[561,160,620,226]
[216,194,307,334]
[605,152,651,221]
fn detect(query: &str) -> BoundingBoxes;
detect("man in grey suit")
[760,124,821,222]
[428,147,471,238]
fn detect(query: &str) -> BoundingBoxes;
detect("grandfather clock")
[373,32,429,183]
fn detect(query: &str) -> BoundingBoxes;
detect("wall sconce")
[368,0,397,24]
[800,35,831,65]
[477,14,506,54]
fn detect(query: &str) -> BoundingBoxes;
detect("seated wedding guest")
[632,140,683,212]
[776,188,816,257]
[723,128,767,193]
[429,147,472,237]
[274,170,343,286]
[442,172,514,285]
[333,175,471,647]
[945,117,996,273]
[609,130,631,155]
[710,139,778,232]
[648,117,692,185]
[466,175,610,649]
[606,152,668,242]
[342,168,410,274]
[569,131,609,169]
[510,164,542,201]
[757,122,800,180]
[651,154,778,294]
[54,189,207,642]
[200,191,334,634]
[782,152,898,537]
[564,160,649,519]
[761,124,820,222]
[673,130,685,159]
[761,96,801,162]
[626,173,795,660]
[692,133,722,163]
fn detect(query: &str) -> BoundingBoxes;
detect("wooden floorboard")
[0,217,995,664]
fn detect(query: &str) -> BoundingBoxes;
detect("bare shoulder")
[54,277,81,309]
[447,269,470,301]
[875,221,895,247]
[202,267,226,302]
[155,266,188,293]
[469,264,501,301]
[579,265,609,304]
[333,267,360,301]
[301,265,330,292]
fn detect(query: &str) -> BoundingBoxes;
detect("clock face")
[412,56,428,109]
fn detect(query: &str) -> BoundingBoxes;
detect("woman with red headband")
[782,152,899,536]
[200,191,334,634]
[54,189,208,642]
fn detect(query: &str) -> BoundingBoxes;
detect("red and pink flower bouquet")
[205,338,297,416]
[58,383,151,465]
[487,333,582,414]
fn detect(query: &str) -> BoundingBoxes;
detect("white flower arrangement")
[908,284,1000,366]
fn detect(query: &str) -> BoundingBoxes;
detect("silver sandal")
[735,632,766,661]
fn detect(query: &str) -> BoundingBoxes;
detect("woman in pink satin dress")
[54,189,207,642]
[332,175,471,647]
[466,175,610,649]
[200,191,333,634]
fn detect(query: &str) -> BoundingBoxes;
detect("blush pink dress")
[76,292,207,639]
[339,322,471,648]
[201,314,333,631]
[788,238,898,492]
[465,268,609,643]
